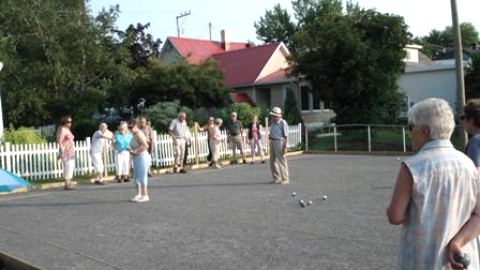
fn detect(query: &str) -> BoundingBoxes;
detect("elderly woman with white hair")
[387,98,480,269]
[90,122,112,185]
[210,118,223,169]
[113,121,133,183]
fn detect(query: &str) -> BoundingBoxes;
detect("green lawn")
[308,125,464,152]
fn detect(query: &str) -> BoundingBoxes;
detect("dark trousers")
[207,138,212,162]
[183,141,188,166]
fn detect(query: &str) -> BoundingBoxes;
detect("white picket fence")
[0,124,302,181]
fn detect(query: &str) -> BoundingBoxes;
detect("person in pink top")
[247,115,265,164]
[56,116,76,190]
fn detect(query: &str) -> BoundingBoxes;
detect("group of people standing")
[56,106,291,202]
[196,107,289,184]
[56,116,154,203]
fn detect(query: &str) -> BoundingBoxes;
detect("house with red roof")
[159,30,295,110]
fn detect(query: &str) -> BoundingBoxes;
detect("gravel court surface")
[0,154,402,270]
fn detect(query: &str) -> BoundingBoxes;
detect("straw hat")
[269,107,282,117]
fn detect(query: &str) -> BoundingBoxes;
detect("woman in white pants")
[113,121,133,183]
[90,123,111,185]
[210,118,223,168]
[57,116,76,190]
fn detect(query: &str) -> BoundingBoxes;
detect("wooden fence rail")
[0,124,302,181]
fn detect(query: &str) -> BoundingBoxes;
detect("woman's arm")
[448,193,480,269]
[387,163,413,225]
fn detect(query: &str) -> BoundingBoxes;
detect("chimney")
[221,29,229,51]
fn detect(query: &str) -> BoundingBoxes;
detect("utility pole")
[176,11,191,37]
[209,22,212,41]
[0,61,3,141]
[450,0,467,149]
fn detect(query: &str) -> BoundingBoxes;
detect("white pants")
[90,152,104,174]
[209,140,221,162]
[115,150,130,175]
[63,159,75,180]
[173,138,186,168]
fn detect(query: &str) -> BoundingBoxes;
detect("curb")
[1,151,305,194]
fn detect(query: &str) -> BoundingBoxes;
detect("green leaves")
[291,2,408,124]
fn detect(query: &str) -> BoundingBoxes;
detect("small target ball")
[454,253,470,268]
[322,195,328,200]
[308,200,313,205]
[292,192,297,196]
[396,157,401,161]
[299,200,306,207]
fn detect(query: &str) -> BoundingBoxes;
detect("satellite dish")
[0,62,3,72]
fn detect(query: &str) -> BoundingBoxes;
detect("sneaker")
[230,160,237,165]
[64,185,76,190]
[94,180,105,185]
[136,195,150,203]
[179,169,187,174]
[243,159,247,164]
[173,167,178,173]
[214,164,222,169]
[280,179,290,185]
[273,179,282,184]
[261,160,266,164]
[130,195,142,202]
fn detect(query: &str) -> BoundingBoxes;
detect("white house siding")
[256,46,290,81]
[398,64,458,112]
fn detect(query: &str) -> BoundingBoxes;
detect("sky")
[88,0,480,43]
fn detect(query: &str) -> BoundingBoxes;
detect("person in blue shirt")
[462,99,480,172]
[113,121,133,183]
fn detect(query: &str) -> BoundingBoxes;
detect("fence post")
[367,125,372,152]
[265,117,269,154]
[334,126,338,152]
[402,126,406,152]
[305,126,309,152]
[5,142,11,172]
[194,122,199,166]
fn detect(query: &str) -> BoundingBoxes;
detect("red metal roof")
[212,42,282,87]
[229,93,255,106]
[167,36,250,64]
[255,68,290,85]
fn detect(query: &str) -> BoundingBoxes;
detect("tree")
[0,0,132,128]
[254,4,297,50]
[415,23,480,59]
[116,22,163,69]
[465,53,480,100]
[130,58,232,112]
[254,0,344,52]
[283,87,302,124]
[291,3,408,123]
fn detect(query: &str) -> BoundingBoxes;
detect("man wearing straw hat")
[268,106,289,184]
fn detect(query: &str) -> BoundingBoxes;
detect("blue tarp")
[0,169,31,192]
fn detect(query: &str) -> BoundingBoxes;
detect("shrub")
[3,126,47,144]
[146,100,194,133]
[220,103,267,127]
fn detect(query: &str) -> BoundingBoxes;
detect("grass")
[308,125,465,152]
